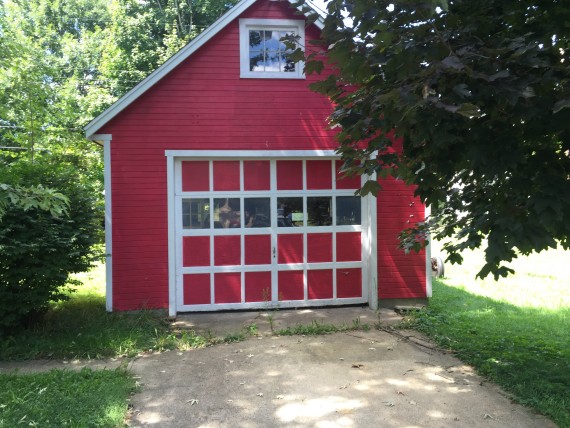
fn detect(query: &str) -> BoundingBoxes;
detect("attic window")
[239,19,305,79]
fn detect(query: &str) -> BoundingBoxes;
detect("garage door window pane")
[183,199,210,229]
[277,197,303,227]
[244,198,270,228]
[214,198,241,228]
[336,196,361,225]
[308,197,332,226]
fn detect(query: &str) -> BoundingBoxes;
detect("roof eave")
[84,0,325,138]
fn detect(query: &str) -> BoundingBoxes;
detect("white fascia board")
[165,149,338,158]
[84,0,325,138]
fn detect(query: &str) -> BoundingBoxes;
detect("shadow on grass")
[0,293,172,360]
[405,279,570,427]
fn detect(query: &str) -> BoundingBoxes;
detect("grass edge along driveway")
[0,367,136,427]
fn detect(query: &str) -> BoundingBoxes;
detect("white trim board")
[239,18,306,79]
[84,0,325,139]
[168,152,373,314]
[90,134,114,312]
[165,150,338,158]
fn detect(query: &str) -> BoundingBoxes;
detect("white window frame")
[239,18,306,79]
[166,150,378,316]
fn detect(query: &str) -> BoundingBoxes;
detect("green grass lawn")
[408,244,570,427]
[0,265,174,360]
[0,368,136,427]
[1,248,568,426]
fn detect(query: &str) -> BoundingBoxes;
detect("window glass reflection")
[336,196,361,225]
[307,197,332,226]
[248,29,295,72]
[277,197,303,227]
[182,199,210,229]
[244,198,270,228]
[214,198,241,229]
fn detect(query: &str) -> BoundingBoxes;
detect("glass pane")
[336,196,361,225]
[307,197,332,226]
[265,51,280,72]
[282,52,295,72]
[214,198,241,229]
[244,198,271,228]
[182,199,210,229]
[249,30,262,49]
[277,197,303,227]
[249,50,265,72]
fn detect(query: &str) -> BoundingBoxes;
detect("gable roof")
[85,0,326,138]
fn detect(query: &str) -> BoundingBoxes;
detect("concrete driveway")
[128,307,555,427]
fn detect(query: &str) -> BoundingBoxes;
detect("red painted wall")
[377,178,427,299]
[97,0,426,310]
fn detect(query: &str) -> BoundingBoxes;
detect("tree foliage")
[0,162,102,331]
[297,0,570,277]
[0,0,238,324]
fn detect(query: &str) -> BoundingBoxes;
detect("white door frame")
[165,150,378,316]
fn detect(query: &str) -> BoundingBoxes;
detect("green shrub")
[0,161,103,332]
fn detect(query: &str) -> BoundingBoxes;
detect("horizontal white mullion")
[274,226,363,234]
[276,263,306,271]
[331,226,363,232]
[240,264,274,271]
[304,263,338,270]
[183,265,274,274]
[273,227,308,234]
[180,228,280,236]
[331,262,362,269]
[176,297,368,312]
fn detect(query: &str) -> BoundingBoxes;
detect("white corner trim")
[367,171,378,310]
[167,155,177,317]
[84,0,324,138]
[97,134,113,312]
[239,18,306,79]
[425,204,433,298]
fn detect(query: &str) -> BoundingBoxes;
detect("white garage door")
[168,152,374,313]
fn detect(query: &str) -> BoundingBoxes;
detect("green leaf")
[456,103,481,118]
[553,99,570,114]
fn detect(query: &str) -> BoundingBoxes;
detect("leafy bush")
[0,161,103,332]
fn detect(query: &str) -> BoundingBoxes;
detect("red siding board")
[377,178,426,300]
[102,0,426,310]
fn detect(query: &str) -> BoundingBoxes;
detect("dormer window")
[239,19,305,79]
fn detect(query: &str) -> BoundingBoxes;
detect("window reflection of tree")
[248,29,296,72]
[214,198,240,229]
[244,198,270,228]
[308,197,332,226]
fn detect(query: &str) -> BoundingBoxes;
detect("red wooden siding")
[377,177,427,299]
[99,0,427,310]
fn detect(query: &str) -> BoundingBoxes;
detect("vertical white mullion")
[303,230,308,301]
[331,159,336,191]
[302,160,308,300]
[209,160,215,306]
[240,159,245,193]
[270,159,278,304]
[240,160,245,303]
[332,230,337,300]
[166,153,177,316]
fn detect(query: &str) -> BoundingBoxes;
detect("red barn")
[85,0,430,316]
